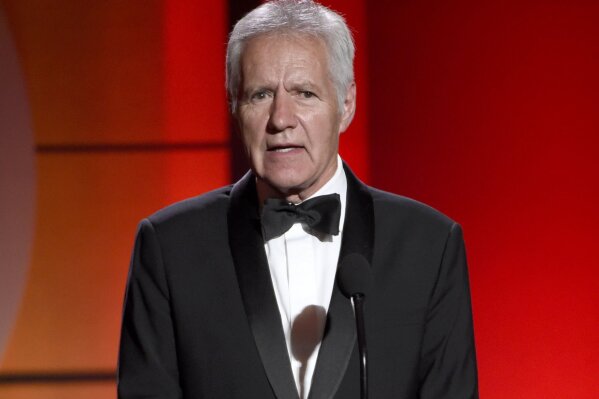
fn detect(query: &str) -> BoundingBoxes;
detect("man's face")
[236,34,355,202]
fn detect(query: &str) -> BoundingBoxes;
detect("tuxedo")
[117,164,478,398]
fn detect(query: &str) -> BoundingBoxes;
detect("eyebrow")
[288,78,318,89]
[242,85,272,96]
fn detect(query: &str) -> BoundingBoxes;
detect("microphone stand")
[351,293,368,399]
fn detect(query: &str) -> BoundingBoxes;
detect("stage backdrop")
[0,1,597,398]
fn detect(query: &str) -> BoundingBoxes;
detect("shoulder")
[367,186,456,233]
[364,187,464,268]
[145,185,233,232]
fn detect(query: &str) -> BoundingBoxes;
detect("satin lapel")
[308,164,375,399]
[228,172,300,399]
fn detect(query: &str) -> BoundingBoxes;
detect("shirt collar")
[302,155,347,232]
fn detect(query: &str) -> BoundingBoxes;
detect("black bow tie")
[261,193,341,241]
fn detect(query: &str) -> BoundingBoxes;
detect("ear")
[339,82,357,133]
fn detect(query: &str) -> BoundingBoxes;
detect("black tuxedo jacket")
[118,165,478,398]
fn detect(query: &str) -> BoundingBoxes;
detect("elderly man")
[117,1,478,398]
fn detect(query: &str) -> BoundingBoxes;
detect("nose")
[267,91,297,133]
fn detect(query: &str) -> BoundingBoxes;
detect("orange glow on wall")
[1,1,229,397]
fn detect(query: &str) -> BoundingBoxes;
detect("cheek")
[314,114,342,146]
[239,119,263,148]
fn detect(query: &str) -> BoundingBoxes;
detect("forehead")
[240,33,330,81]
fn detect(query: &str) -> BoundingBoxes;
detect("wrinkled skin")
[236,34,356,204]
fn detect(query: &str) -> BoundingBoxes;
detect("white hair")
[226,0,355,114]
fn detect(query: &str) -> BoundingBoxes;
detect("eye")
[250,90,271,102]
[299,91,316,99]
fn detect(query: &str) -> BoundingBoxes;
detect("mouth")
[267,145,303,153]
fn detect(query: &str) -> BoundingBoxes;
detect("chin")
[262,172,312,195]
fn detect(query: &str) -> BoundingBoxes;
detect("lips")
[267,144,303,153]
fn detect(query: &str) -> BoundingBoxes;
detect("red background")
[366,2,599,397]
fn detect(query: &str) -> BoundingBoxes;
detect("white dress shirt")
[264,156,347,398]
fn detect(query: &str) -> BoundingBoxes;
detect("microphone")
[338,254,373,399]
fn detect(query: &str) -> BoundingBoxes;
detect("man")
[118,1,478,398]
